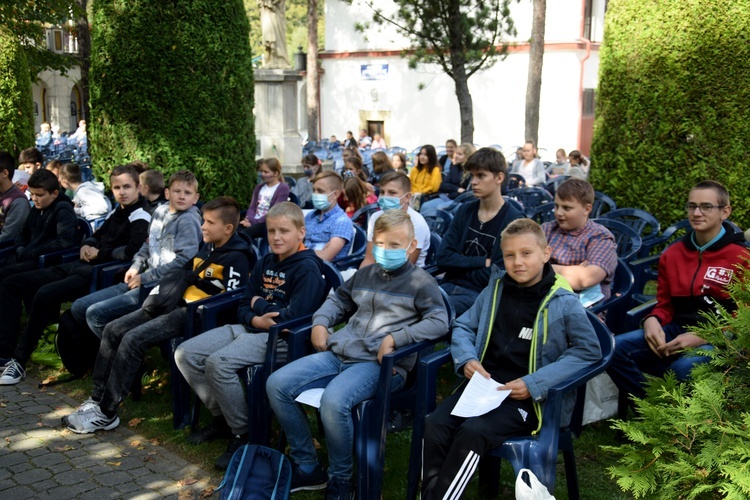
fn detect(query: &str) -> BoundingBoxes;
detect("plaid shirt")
[542,219,618,299]
[304,205,353,260]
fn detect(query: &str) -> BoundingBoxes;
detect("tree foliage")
[350,0,516,143]
[590,0,750,229]
[0,0,82,77]
[89,0,256,203]
[0,28,34,158]
[606,267,750,498]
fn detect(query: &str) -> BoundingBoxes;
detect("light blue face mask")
[372,245,408,271]
[377,194,406,211]
[312,192,333,211]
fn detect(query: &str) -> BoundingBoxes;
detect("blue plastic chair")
[350,202,379,229]
[600,208,660,257]
[592,191,617,218]
[423,233,441,276]
[283,176,296,189]
[593,218,643,261]
[38,217,93,267]
[543,175,572,196]
[638,218,690,257]
[421,209,453,237]
[332,225,367,271]
[506,187,554,214]
[526,202,556,223]
[504,173,526,193]
[406,310,614,499]
[589,259,635,334]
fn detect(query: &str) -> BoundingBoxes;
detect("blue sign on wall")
[361,64,389,81]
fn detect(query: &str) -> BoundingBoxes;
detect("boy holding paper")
[421,218,601,499]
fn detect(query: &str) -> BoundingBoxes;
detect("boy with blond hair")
[62,197,253,433]
[176,202,328,469]
[422,219,601,499]
[267,210,449,498]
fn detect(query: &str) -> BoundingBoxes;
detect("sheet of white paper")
[295,388,325,408]
[450,373,512,418]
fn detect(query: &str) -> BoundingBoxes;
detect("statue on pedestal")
[259,0,290,69]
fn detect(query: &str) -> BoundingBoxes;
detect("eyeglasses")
[685,203,726,214]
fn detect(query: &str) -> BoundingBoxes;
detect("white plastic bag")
[581,372,619,425]
[515,468,556,500]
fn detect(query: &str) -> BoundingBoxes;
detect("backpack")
[216,444,292,500]
[55,309,100,378]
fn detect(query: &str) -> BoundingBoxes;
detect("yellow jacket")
[409,166,442,194]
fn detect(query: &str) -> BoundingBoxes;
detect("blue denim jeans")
[439,281,480,318]
[607,323,714,399]
[70,282,141,338]
[266,351,404,482]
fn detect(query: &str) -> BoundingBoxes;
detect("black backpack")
[217,444,292,500]
[55,309,100,378]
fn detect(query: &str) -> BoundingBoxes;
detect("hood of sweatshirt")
[682,220,748,252]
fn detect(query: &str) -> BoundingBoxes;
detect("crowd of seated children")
[304,171,353,261]
[67,170,202,340]
[0,151,30,244]
[437,147,524,317]
[0,169,76,280]
[241,158,290,239]
[62,197,253,433]
[607,180,750,401]
[59,162,111,222]
[421,218,602,499]
[175,202,328,468]
[0,165,150,385]
[266,209,449,498]
[139,169,168,215]
[543,178,617,307]
[510,140,546,187]
[421,142,476,212]
[359,171,430,269]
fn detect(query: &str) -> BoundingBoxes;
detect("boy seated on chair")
[58,162,112,222]
[0,150,30,244]
[303,170,353,261]
[359,170,431,269]
[175,202,328,470]
[437,147,524,317]
[266,210,449,499]
[421,219,601,499]
[61,197,253,433]
[0,165,150,384]
[543,178,617,307]
[607,180,750,401]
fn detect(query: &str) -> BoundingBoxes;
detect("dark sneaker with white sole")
[291,462,328,492]
[0,359,25,385]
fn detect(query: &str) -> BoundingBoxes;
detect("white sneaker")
[64,405,120,434]
[61,398,100,427]
[0,359,25,385]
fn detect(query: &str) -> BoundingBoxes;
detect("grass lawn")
[28,343,633,499]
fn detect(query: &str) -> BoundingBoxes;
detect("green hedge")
[90,0,255,203]
[590,0,750,229]
[0,29,34,159]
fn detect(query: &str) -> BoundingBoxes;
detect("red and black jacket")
[648,221,750,328]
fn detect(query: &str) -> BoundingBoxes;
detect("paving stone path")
[0,375,217,499]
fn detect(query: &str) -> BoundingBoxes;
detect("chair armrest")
[197,293,243,333]
[183,288,245,340]
[90,260,131,293]
[332,255,364,271]
[265,315,315,367]
[38,247,79,267]
[626,299,657,322]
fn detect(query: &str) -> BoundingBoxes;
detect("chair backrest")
[506,187,554,213]
[321,260,344,291]
[505,173,526,192]
[421,209,453,237]
[502,195,525,214]
[601,208,660,242]
[543,175,572,196]
[349,225,367,258]
[351,202,379,228]
[589,259,635,333]
[424,233,441,269]
[286,191,300,206]
[76,217,93,242]
[593,218,643,261]
[283,176,297,189]
[592,191,617,218]
[526,202,556,223]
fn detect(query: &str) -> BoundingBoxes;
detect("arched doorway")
[70,84,82,131]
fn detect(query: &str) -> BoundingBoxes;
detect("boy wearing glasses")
[608,180,750,400]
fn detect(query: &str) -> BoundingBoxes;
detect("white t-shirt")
[255,183,280,219]
[367,207,431,268]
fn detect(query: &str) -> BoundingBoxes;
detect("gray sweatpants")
[174,324,273,435]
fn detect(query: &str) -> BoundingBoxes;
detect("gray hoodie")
[73,181,111,221]
[129,203,202,286]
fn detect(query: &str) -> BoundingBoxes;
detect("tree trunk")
[453,64,474,144]
[525,0,546,145]
[75,0,91,123]
[306,0,319,143]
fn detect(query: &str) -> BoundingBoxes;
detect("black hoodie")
[83,196,151,262]
[239,246,326,329]
[15,192,76,261]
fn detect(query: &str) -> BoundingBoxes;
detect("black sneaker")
[291,462,328,492]
[387,408,414,433]
[187,416,231,445]
[214,434,248,470]
[326,476,353,500]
